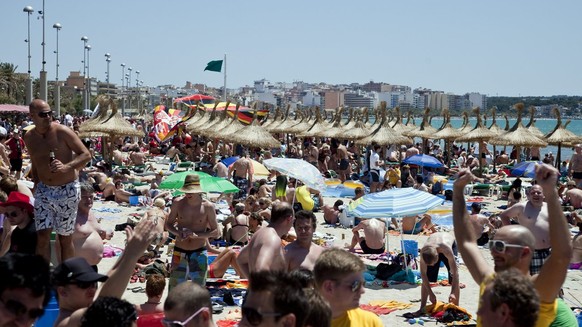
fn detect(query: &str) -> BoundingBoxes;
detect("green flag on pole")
[204,60,223,72]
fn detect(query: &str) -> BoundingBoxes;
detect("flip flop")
[131,286,145,293]
[127,286,142,292]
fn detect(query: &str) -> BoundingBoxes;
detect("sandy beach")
[89,165,582,326]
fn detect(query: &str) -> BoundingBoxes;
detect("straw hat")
[179,174,203,194]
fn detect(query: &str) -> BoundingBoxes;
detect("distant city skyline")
[2,0,581,97]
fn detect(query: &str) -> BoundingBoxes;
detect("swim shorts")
[339,159,349,171]
[9,158,23,172]
[34,180,80,235]
[530,247,551,275]
[426,241,458,283]
[370,169,380,183]
[402,223,424,235]
[233,176,248,200]
[169,246,208,290]
[360,239,385,254]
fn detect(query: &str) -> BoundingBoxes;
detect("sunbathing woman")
[205,241,243,278]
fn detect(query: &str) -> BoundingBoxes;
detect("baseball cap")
[53,257,108,285]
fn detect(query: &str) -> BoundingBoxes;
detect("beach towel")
[425,301,472,323]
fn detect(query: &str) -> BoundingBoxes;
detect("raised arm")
[532,164,573,303]
[452,170,493,285]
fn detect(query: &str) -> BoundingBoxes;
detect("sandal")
[131,286,145,293]
[130,274,138,283]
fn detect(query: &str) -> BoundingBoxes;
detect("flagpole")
[223,53,227,102]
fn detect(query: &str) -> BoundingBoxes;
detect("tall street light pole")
[23,5,34,104]
[125,73,130,112]
[39,0,47,101]
[85,45,91,110]
[127,67,132,112]
[81,36,89,110]
[135,70,140,112]
[120,63,126,115]
[53,23,61,117]
[105,53,111,94]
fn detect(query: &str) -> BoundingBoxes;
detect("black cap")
[53,257,108,285]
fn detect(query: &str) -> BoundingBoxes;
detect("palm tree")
[0,62,18,102]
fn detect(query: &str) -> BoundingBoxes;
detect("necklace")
[146,301,161,305]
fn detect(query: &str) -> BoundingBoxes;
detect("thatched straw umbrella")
[390,107,410,135]
[195,102,228,138]
[228,107,280,149]
[342,112,371,141]
[78,96,112,133]
[286,108,313,135]
[186,101,219,135]
[355,108,412,147]
[298,107,327,138]
[261,106,281,131]
[269,106,302,134]
[489,103,547,163]
[403,108,438,154]
[487,107,506,172]
[316,107,344,138]
[265,105,291,133]
[545,107,582,168]
[403,111,416,130]
[525,106,545,139]
[210,104,243,140]
[456,107,499,174]
[434,110,464,166]
[200,102,232,137]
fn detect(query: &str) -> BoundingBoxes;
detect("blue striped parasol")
[348,188,444,218]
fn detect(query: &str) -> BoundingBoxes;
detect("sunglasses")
[161,307,208,327]
[335,279,364,293]
[5,211,19,218]
[258,202,265,205]
[0,297,45,321]
[488,240,525,253]
[37,111,53,118]
[71,281,98,289]
[241,307,282,326]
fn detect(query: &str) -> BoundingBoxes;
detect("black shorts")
[360,239,385,254]
[370,170,380,183]
[531,156,540,161]
[426,241,457,283]
[339,159,349,170]
[9,158,22,172]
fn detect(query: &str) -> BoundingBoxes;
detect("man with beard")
[453,164,574,327]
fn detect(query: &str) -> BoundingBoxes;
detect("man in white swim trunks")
[24,99,91,263]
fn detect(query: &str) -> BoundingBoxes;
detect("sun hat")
[178,174,203,194]
[0,191,34,214]
[53,257,108,285]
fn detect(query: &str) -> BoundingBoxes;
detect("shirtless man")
[222,203,249,245]
[24,99,91,263]
[564,183,582,208]
[336,142,351,182]
[306,141,319,167]
[129,150,147,166]
[101,178,116,201]
[143,198,169,251]
[322,200,343,224]
[213,159,229,178]
[405,145,420,159]
[569,144,582,186]
[71,183,111,268]
[236,202,295,278]
[229,151,253,199]
[165,174,218,289]
[469,202,496,246]
[401,214,435,235]
[413,232,459,316]
[285,210,324,271]
[499,184,551,275]
[348,218,385,254]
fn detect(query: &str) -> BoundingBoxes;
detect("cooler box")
[401,240,418,257]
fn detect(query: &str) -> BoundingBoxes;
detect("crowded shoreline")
[0,99,581,326]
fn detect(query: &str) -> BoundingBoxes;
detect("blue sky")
[1,0,580,96]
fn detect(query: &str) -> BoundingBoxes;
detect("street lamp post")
[127,67,132,112]
[85,45,91,110]
[120,63,126,115]
[23,5,34,104]
[104,53,111,94]
[81,36,88,110]
[125,73,130,112]
[135,70,140,112]
[53,23,61,117]
[39,0,47,101]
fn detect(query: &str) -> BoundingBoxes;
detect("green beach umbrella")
[160,171,239,194]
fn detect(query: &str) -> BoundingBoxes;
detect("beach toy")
[325,178,342,186]
[408,318,424,325]
[343,180,364,189]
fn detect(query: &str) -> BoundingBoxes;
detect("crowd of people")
[0,99,581,327]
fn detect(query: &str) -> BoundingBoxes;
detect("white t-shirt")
[370,152,380,170]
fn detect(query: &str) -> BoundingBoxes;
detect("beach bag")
[375,262,403,280]
[444,190,453,201]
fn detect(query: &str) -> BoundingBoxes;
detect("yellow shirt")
[331,308,383,327]
[478,274,557,327]
[387,168,401,185]
[295,185,314,211]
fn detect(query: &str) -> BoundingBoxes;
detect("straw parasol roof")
[355,108,412,146]
[210,104,244,140]
[228,107,280,149]
[265,104,291,133]
[456,107,499,142]
[390,107,411,135]
[194,102,227,138]
[403,108,438,139]
[298,107,327,138]
[285,108,313,134]
[81,97,143,138]
[403,111,416,131]
[261,106,281,130]
[269,106,302,134]
[341,112,372,140]
[200,101,232,137]
[315,107,344,138]
[487,107,505,136]
[525,106,545,139]
[545,107,582,167]
[489,103,547,162]
[78,96,112,133]
[186,101,217,134]
[434,110,464,140]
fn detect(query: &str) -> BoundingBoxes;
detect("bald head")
[29,99,49,113]
[496,225,536,250]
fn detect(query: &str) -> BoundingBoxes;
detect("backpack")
[375,262,403,280]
